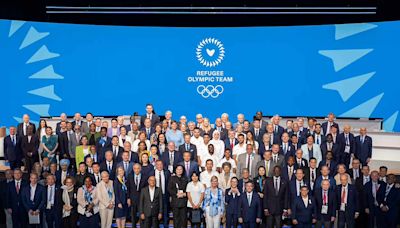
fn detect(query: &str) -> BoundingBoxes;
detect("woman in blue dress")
[41,126,58,163]
[114,166,128,228]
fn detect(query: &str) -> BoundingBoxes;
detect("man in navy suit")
[44,174,61,228]
[314,166,336,191]
[99,151,117,180]
[291,185,317,228]
[336,174,359,228]
[354,128,372,166]
[178,134,198,161]
[321,113,339,136]
[179,151,199,179]
[154,160,171,228]
[140,104,160,128]
[6,169,28,228]
[337,125,355,169]
[21,173,46,228]
[263,165,289,228]
[250,119,265,143]
[281,156,297,182]
[110,135,124,163]
[140,118,155,140]
[95,127,112,163]
[290,123,307,145]
[377,174,400,228]
[238,181,262,228]
[279,132,295,161]
[55,159,75,187]
[271,115,284,138]
[161,142,183,173]
[314,179,336,228]
[117,151,134,178]
[4,126,21,169]
[128,163,148,226]
[363,171,384,228]
[225,130,238,152]
[320,134,339,162]
[289,168,310,206]
[318,151,337,177]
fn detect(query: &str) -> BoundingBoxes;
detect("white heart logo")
[206,48,215,57]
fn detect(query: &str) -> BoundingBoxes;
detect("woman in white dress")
[118,126,132,148]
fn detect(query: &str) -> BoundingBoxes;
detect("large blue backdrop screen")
[0,20,399,131]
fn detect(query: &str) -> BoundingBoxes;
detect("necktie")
[108,163,112,172]
[265,161,269,175]
[361,136,364,144]
[12,136,15,145]
[274,178,279,195]
[283,144,287,154]
[158,171,163,193]
[125,162,128,172]
[311,170,315,182]
[230,139,234,149]
[341,187,346,203]
[96,175,99,184]
[49,186,54,205]
[16,182,20,194]
[136,176,139,191]
[323,191,327,205]
[289,167,293,180]
[345,134,349,145]
[248,194,251,206]
[275,125,278,133]
[255,129,259,137]
[247,155,251,172]
[186,144,190,151]
[170,153,174,165]
[186,162,190,177]
[316,136,320,144]
[274,155,277,164]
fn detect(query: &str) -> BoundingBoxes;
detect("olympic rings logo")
[196,85,224,98]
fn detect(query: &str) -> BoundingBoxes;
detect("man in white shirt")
[217,148,237,173]
[201,144,219,171]
[24,173,45,226]
[45,174,58,228]
[232,134,246,159]
[200,159,219,188]
[190,128,204,148]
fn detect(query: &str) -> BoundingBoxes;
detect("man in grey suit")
[139,176,163,228]
[256,150,274,177]
[68,123,82,170]
[237,144,261,179]
[271,144,285,168]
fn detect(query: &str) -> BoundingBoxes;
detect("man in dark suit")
[294,149,309,170]
[314,166,336,191]
[354,128,372,166]
[303,157,320,193]
[271,115,285,138]
[377,174,400,228]
[128,163,148,226]
[321,113,339,136]
[313,123,326,145]
[56,122,69,159]
[154,160,171,228]
[55,159,75,187]
[213,118,228,141]
[44,174,61,228]
[318,151,337,176]
[96,127,112,163]
[6,169,28,228]
[337,125,355,169]
[354,165,370,228]
[238,181,262,228]
[250,119,265,143]
[263,166,289,228]
[179,151,199,179]
[100,151,117,180]
[17,114,36,137]
[161,142,183,173]
[178,134,198,161]
[348,159,362,184]
[4,126,21,169]
[291,185,317,228]
[20,125,39,173]
[140,118,155,140]
[110,136,124,163]
[138,176,163,228]
[336,174,359,228]
[290,134,301,151]
[314,179,336,228]
[117,151,134,178]
[363,170,383,228]
[225,130,238,151]
[0,169,13,227]
[266,124,282,146]
[279,132,295,161]
[71,112,84,129]
[281,156,296,182]
[140,104,160,128]
[290,123,307,145]
[289,168,310,206]
[21,173,46,228]
[320,133,340,162]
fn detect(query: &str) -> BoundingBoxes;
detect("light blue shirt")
[166,129,184,149]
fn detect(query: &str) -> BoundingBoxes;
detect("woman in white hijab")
[210,130,225,160]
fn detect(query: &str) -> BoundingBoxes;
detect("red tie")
[341,187,346,203]
[230,140,234,149]
[323,191,327,205]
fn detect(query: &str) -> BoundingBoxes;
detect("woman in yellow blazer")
[75,135,90,170]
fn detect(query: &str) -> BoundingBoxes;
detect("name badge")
[340,203,346,211]
[344,145,350,153]
[321,205,328,214]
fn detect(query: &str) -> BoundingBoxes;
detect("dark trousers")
[295,222,312,228]
[226,213,238,228]
[315,220,332,228]
[44,208,57,228]
[131,201,139,226]
[339,153,351,169]
[24,156,37,173]
[188,208,203,228]
[78,214,99,228]
[62,213,78,228]
[338,211,355,228]
[242,222,258,228]
[12,209,27,228]
[172,206,187,228]
[141,215,159,228]
[9,160,21,170]
[367,206,381,228]
[161,194,169,227]
[266,214,282,228]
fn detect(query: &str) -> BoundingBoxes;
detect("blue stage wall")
[0,20,399,131]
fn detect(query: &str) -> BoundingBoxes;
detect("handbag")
[191,209,201,223]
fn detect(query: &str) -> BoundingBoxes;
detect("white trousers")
[206,214,221,228]
[99,208,114,228]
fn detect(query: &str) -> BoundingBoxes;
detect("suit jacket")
[238,192,262,222]
[96,180,115,210]
[263,177,289,215]
[271,153,285,168]
[95,136,112,163]
[320,142,340,161]
[178,143,198,161]
[20,135,40,158]
[22,184,46,212]
[237,152,261,179]
[179,160,199,179]
[140,127,155,140]
[224,138,239,151]
[294,158,309,170]
[312,133,326,145]
[348,168,362,184]
[212,128,228,141]
[139,186,163,217]
[279,142,295,161]
[289,131,307,145]
[17,122,36,137]
[314,176,336,191]
[161,151,183,171]
[107,127,120,138]
[354,135,372,164]
[100,160,117,180]
[303,167,321,192]
[289,179,311,205]
[55,169,75,187]
[68,132,82,157]
[4,134,21,161]
[337,133,355,156]
[363,180,384,212]
[301,144,322,165]
[57,131,69,158]
[6,180,28,211]
[314,188,336,221]
[128,172,148,203]
[321,121,339,136]
[250,127,265,143]
[318,159,337,177]
[225,188,241,215]
[291,196,317,223]
[117,161,134,178]
[281,165,297,182]
[111,146,124,163]
[336,184,359,215]
[256,159,274,177]
[376,182,400,222]
[140,114,160,128]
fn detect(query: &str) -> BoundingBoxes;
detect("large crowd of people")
[0,104,399,228]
